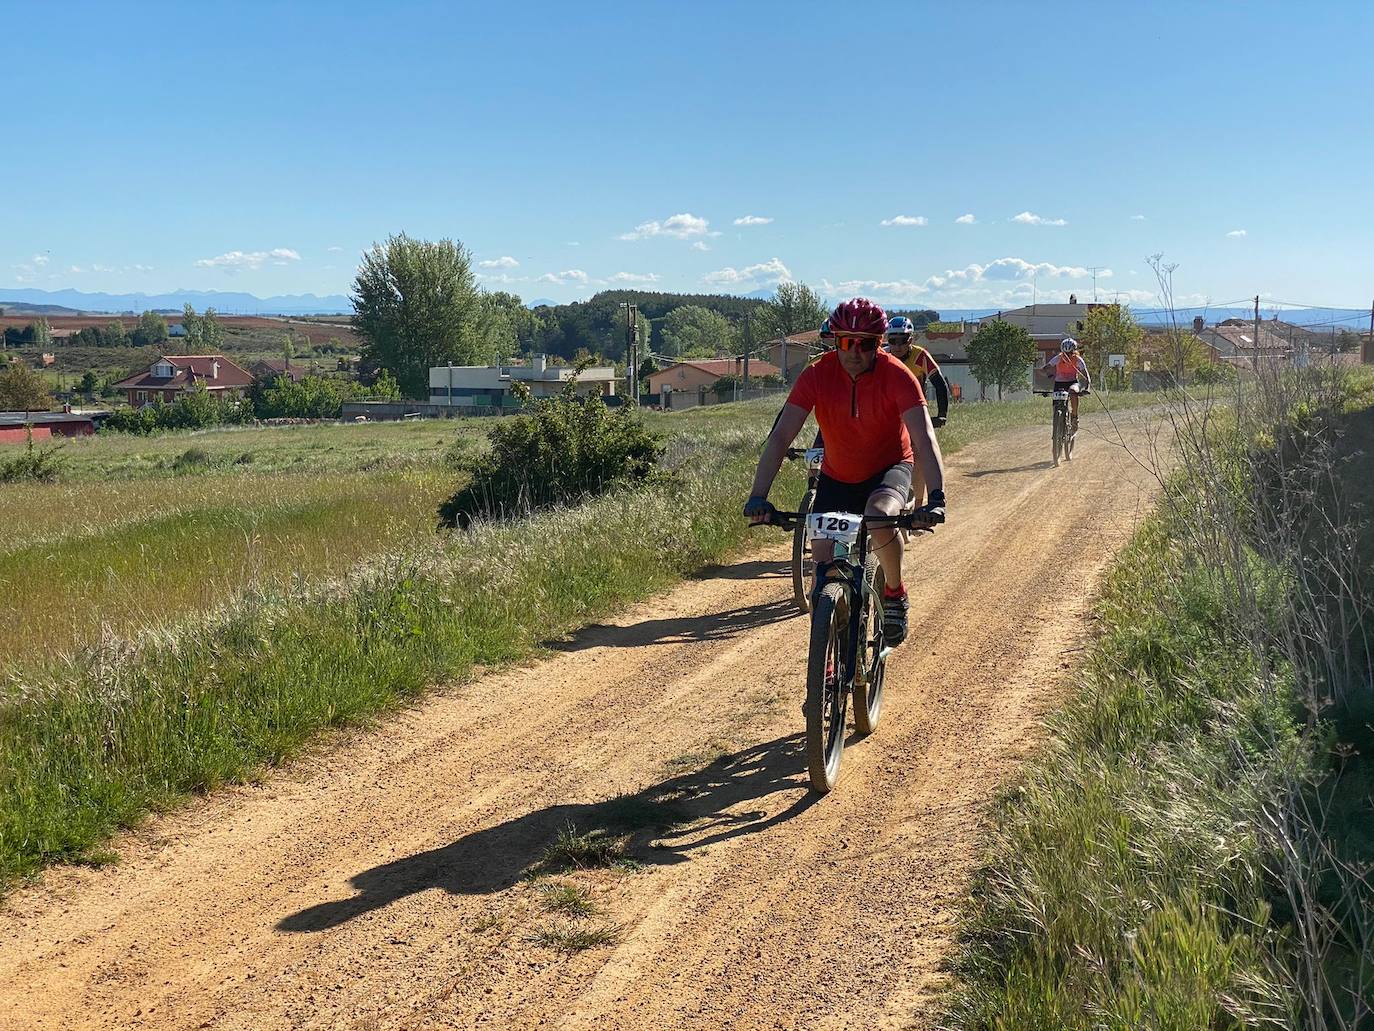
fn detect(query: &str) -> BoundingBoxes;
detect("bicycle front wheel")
[792,487,816,612]
[1052,407,1064,466]
[805,580,850,793]
[852,553,886,736]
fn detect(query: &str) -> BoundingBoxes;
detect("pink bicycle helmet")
[829,297,888,337]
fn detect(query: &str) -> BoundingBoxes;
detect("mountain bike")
[1036,383,1087,467]
[754,506,941,792]
[784,445,825,611]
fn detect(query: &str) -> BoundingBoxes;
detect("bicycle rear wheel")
[805,581,850,793]
[852,553,886,736]
[792,487,816,612]
[1065,415,1076,462]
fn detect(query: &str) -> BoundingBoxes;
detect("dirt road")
[0,411,1163,1030]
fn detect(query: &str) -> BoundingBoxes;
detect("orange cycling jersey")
[895,344,940,386]
[1051,352,1087,381]
[785,350,926,484]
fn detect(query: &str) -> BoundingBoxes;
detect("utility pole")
[742,315,751,398]
[1253,295,1260,373]
[1367,300,1374,364]
[622,302,639,405]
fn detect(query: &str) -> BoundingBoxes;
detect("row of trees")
[349,233,943,396]
[2,311,173,350]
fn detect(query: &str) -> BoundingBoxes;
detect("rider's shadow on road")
[545,596,797,652]
[964,460,1055,478]
[277,733,815,933]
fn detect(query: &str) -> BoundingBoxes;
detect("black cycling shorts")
[813,461,912,516]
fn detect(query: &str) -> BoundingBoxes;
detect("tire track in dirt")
[0,410,1164,1030]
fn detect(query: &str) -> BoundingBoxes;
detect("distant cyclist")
[1044,337,1090,431]
[884,317,949,429]
[745,298,946,646]
[885,316,950,507]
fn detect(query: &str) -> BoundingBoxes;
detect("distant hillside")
[0,301,83,316]
[0,287,352,316]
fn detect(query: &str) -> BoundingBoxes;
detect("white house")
[429,354,617,408]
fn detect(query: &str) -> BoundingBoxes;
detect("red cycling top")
[785,350,926,484]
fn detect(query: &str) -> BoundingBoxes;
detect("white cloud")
[537,269,590,285]
[701,257,792,289]
[477,272,521,285]
[1130,214,1147,221]
[824,256,1116,306]
[881,215,928,227]
[326,245,345,253]
[1226,229,1247,238]
[67,265,83,274]
[608,272,661,284]
[31,254,49,267]
[955,214,977,224]
[691,241,710,252]
[478,256,520,269]
[733,215,773,226]
[194,247,301,270]
[131,264,154,273]
[1011,211,1068,226]
[619,212,710,241]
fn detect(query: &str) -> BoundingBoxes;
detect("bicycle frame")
[810,516,897,688]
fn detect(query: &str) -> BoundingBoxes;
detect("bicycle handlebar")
[749,507,943,532]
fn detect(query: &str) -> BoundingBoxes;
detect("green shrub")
[438,381,664,528]
[0,432,65,483]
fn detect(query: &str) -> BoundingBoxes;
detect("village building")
[112,354,255,408]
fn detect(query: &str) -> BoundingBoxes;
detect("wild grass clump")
[947,365,1374,1029]
[538,825,631,872]
[539,882,597,916]
[0,433,65,483]
[529,920,621,953]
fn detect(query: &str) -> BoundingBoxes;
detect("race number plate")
[1051,390,1071,400]
[803,447,824,466]
[807,511,862,545]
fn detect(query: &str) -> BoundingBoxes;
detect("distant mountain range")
[1,287,1364,333]
[0,287,352,316]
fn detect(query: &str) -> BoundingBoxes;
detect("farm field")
[0,419,481,669]
[0,389,1177,672]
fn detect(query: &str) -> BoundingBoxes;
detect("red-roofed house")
[645,357,782,398]
[113,354,256,408]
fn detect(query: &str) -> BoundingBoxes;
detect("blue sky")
[6,0,1372,311]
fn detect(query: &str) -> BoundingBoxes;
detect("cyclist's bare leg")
[1069,389,1080,427]
[866,490,905,589]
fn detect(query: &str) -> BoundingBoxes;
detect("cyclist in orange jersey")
[884,316,948,506]
[1044,337,1091,430]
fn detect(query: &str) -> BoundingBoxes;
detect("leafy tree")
[105,320,128,347]
[367,369,401,400]
[760,281,828,338]
[32,319,52,348]
[182,304,203,346]
[0,361,54,410]
[201,307,223,349]
[662,305,734,357]
[78,370,100,395]
[282,334,295,361]
[1150,329,1208,383]
[1336,329,1362,354]
[967,319,1037,400]
[351,232,484,398]
[1078,303,1142,383]
[133,310,168,347]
